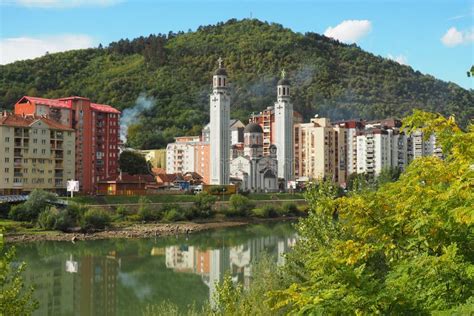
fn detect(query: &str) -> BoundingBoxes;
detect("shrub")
[163,209,185,222]
[114,205,129,220]
[193,192,217,218]
[8,204,31,222]
[227,194,255,217]
[252,205,278,218]
[37,207,76,232]
[280,202,298,216]
[8,189,58,222]
[138,197,162,222]
[37,208,58,230]
[81,208,111,231]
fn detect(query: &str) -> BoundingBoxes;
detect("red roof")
[20,96,69,109]
[17,96,120,114]
[99,173,155,183]
[0,113,73,131]
[91,103,121,114]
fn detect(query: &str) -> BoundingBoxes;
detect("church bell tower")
[274,69,294,185]
[210,58,230,185]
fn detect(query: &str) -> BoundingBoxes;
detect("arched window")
[218,77,221,86]
[223,78,226,86]
[279,87,281,95]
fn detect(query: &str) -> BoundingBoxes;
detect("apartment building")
[249,106,303,156]
[0,113,75,194]
[334,120,365,175]
[294,117,347,186]
[14,96,120,194]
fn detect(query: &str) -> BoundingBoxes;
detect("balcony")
[14,159,22,167]
[14,172,23,177]
[14,150,23,157]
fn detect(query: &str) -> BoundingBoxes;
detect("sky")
[0,0,473,90]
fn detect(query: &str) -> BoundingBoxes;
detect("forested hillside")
[1,19,472,149]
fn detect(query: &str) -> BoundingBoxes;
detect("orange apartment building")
[14,96,120,194]
[249,106,303,156]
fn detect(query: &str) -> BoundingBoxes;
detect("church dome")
[214,68,227,76]
[244,123,263,134]
[277,77,290,86]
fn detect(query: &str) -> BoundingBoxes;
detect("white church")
[209,58,293,192]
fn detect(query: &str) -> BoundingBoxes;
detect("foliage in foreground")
[0,231,38,315]
[269,111,473,314]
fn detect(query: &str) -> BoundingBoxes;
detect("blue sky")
[1,0,473,89]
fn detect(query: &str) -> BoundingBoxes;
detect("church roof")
[214,68,227,76]
[278,78,291,86]
[244,122,263,133]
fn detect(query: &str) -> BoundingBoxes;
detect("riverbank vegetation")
[1,190,306,236]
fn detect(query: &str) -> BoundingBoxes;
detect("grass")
[64,192,305,205]
[0,219,57,235]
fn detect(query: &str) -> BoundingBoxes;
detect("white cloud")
[441,27,474,47]
[387,54,408,66]
[0,34,95,65]
[9,0,122,8]
[324,20,372,43]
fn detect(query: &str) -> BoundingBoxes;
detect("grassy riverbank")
[2,191,307,243]
[63,192,305,205]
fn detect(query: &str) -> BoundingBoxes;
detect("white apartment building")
[166,136,200,174]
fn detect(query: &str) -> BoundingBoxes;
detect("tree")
[8,189,58,222]
[0,231,38,315]
[269,111,473,314]
[118,150,150,175]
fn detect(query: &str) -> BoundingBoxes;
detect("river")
[13,222,297,315]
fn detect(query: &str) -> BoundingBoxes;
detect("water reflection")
[14,223,296,316]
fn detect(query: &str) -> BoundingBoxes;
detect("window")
[5,147,9,153]
[33,149,37,154]
[33,129,38,134]
[4,168,9,172]
[41,139,46,145]
[41,149,46,154]
[4,178,9,183]
[5,137,9,142]
[4,158,9,163]
[33,139,37,144]
[41,130,46,135]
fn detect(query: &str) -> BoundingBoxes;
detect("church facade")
[229,123,279,192]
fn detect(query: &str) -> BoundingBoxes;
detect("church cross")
[218,57,223,68]
[281,69,286,79]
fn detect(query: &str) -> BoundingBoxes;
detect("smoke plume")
[120,94,155,143]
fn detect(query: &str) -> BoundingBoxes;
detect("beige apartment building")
[0,113,75,194]
[294,117,347,186]
[139,149,166,169]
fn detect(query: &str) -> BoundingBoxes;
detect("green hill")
[1,19,472,149]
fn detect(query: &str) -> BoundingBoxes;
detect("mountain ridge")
[1,18,472,149]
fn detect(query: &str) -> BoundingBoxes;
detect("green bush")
[251,205,278,218]
[280,202,298,216]
[163,209,185,222]
[37,208,58,230]
[138,197,162,222]
[81,208,111,230]
[193,192,216,218]
[37,207,77,232]
[227,194,255,217]
[8,189,58,222]
[114,205,130,221]
[161,204,184,222]
[8,204,31,222]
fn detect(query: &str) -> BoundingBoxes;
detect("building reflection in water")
[17,224,296,315]
[165,235,297,305]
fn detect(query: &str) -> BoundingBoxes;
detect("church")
[229,122,279,192]
[209,58,293,192]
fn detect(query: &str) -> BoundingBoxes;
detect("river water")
[13,222,297,315]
